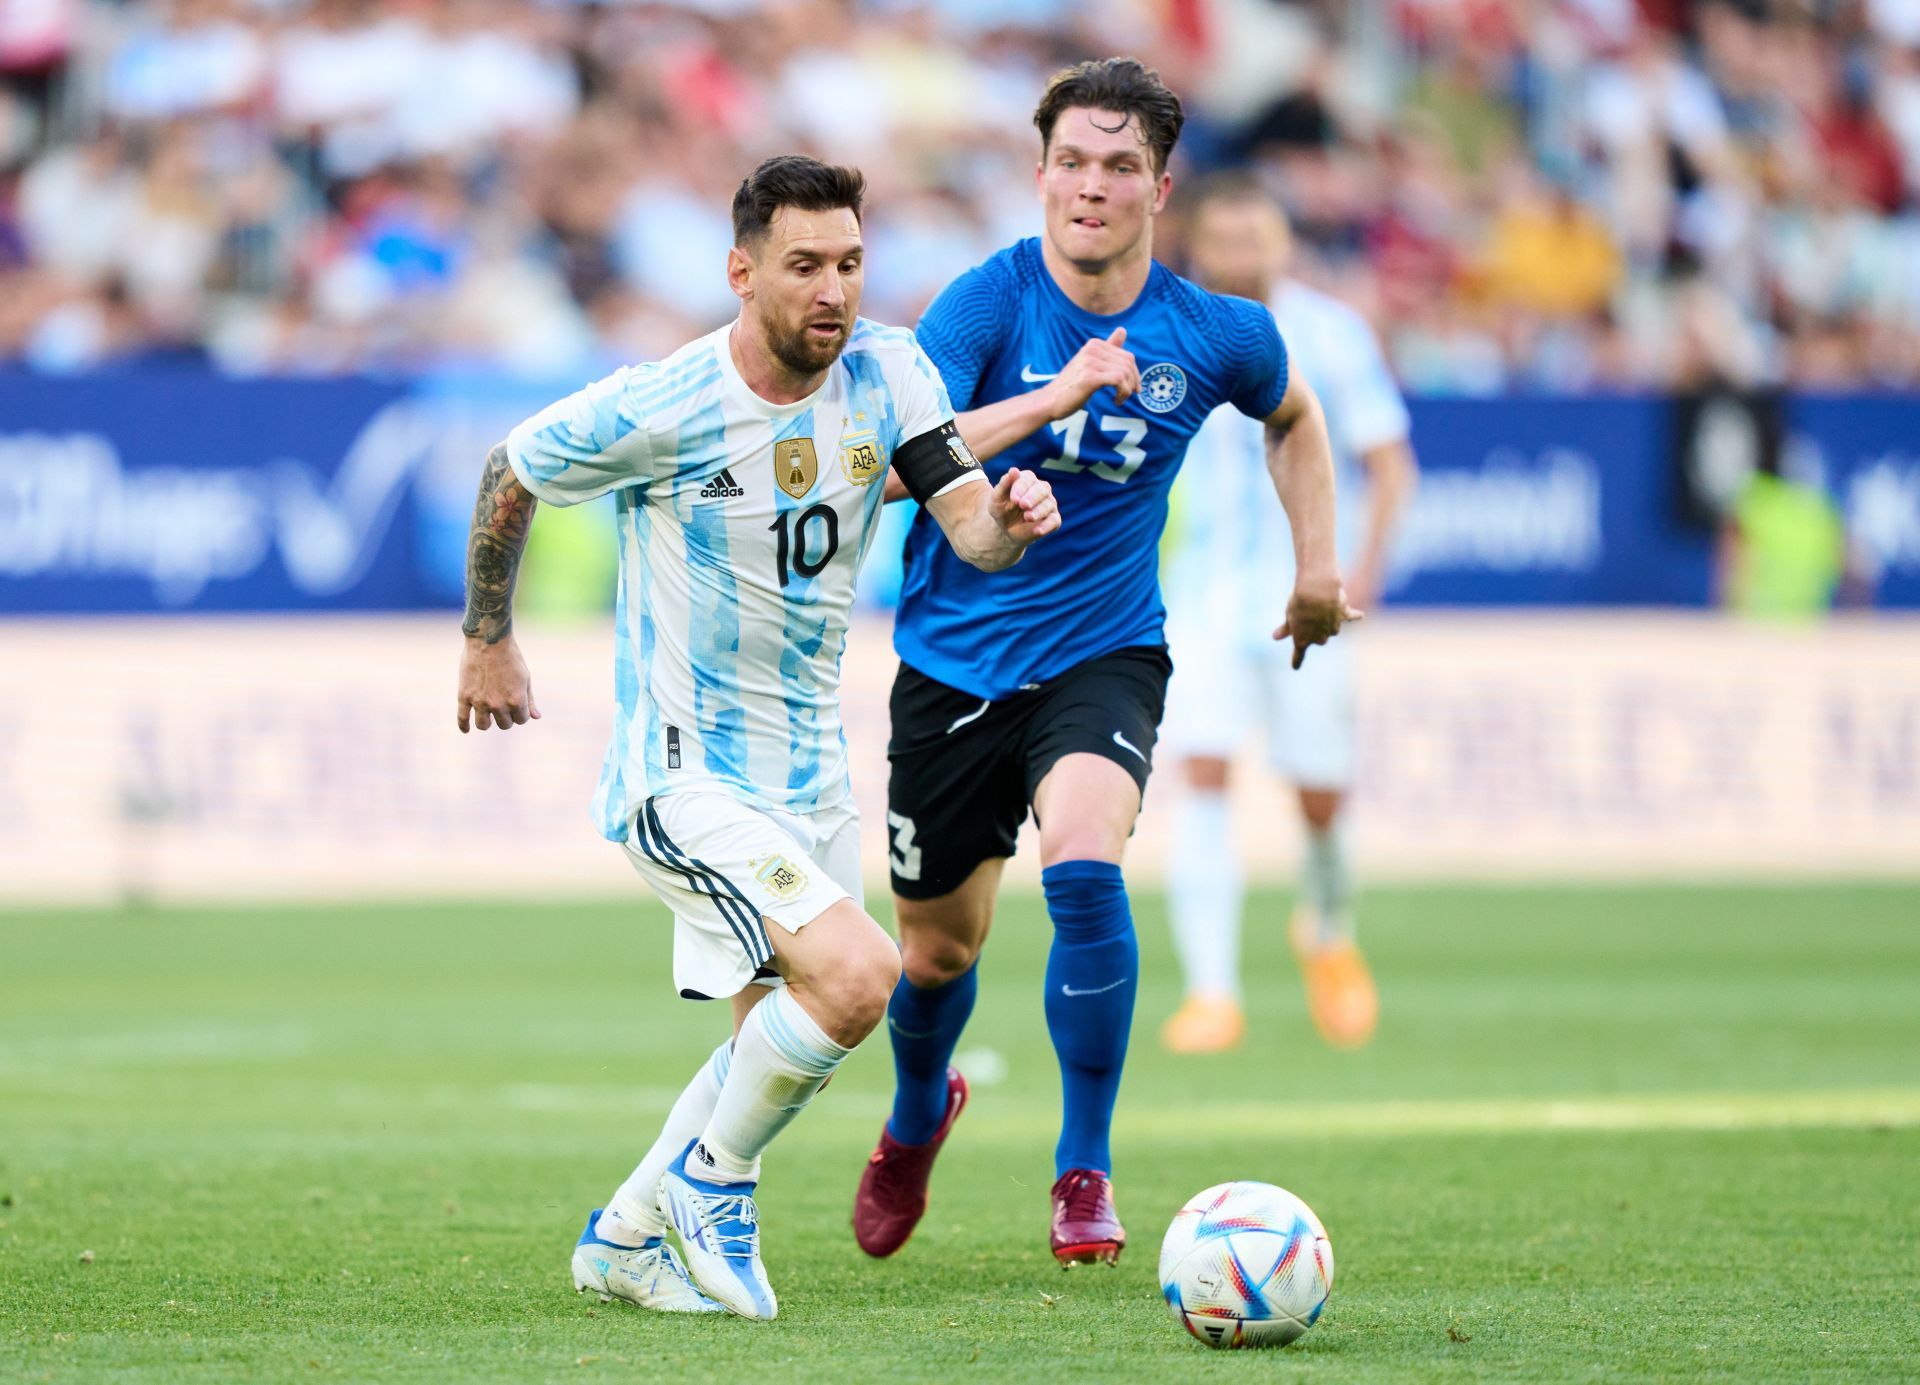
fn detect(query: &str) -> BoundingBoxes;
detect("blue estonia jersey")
[896,238,1289,700]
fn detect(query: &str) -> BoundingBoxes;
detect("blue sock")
[884,963,978,1145]
[1042,860,1137,1178]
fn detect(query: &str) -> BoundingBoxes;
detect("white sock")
[599,1038,735,1244]
[1301,820,1354,944]
[693,987,850,1183]
[1169,788,1243,1000]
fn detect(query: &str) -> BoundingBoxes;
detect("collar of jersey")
[715,317,838,419]
[1026,236,1164,328]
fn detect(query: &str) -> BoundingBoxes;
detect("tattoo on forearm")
[461,444,537,643]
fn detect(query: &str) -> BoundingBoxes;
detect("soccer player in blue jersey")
[853,59,1359,1266]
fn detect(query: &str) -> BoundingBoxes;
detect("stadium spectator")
[1,0,1916,387]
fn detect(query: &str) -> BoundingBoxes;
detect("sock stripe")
[757,992,842,1078]
[640,799,772,965]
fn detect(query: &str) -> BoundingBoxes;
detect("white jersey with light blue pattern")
[506,318,962,839]
[1166,281,1410,648]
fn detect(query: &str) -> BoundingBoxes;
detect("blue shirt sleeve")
[915,256,1016,413]
[1217,295,1290,421]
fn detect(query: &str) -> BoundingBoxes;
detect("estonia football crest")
[774,437,819,497]
[1138,362,1188,414]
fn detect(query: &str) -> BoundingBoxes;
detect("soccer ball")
[1158,1181,1334,1349]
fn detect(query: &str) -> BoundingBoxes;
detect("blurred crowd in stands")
[1,0,1917,388]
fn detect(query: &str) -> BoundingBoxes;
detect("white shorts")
[621,791,863,1001]
[1162,619,1356,790]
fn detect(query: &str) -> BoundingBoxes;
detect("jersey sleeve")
[914,256,1016,413]
[1322,312,1412,457]
[504,367,659,507]
[890,341,985,506]
[1218,296,1291,422]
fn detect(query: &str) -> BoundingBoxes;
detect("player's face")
[1038,106,1172,272]
[732,205,864,376]
[1187,199,1289,301]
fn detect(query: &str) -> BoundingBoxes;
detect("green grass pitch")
[4,883,1918,1382]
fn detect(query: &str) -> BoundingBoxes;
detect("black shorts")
[885,645,1172,900]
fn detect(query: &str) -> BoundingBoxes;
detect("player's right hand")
[1044,327,1139,418]
[457,634,541,732]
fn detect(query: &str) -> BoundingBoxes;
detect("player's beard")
[767,311,852,375]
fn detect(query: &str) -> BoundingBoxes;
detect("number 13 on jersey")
[1044,411,1150,484]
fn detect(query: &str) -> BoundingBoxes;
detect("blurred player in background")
[453,156,1059,1321]
[1160,175,1418,1055]
[855,59,1358,1270]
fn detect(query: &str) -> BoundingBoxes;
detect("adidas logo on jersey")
[699,468,745,500]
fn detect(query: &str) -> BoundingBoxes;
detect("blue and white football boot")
[658,1140,777,1320]
[571,1208,723,1314]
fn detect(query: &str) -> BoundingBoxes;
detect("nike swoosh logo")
[1112,730,1147,763]
[1020,365,1059,383]
[945,700,991,735]
[1061,978,1128,997]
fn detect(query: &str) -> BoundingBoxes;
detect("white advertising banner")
[2,613,1916,905]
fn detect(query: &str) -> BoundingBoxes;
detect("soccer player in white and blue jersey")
[1160,176,1419,1055]
[454,157,1060,1321]
[852,61,1359,1269]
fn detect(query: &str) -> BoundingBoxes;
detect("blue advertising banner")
[2,371,1916,612]
[0,371,555,613]
[1387,396,1713,606]
[1790,394,1920,609]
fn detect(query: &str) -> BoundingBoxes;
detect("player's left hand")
[989,467,1061,544]
[1274,571,1362,669]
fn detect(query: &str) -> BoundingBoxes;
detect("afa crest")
[755,855,809,900]
[839,431,883,486]
[773,437,819,498]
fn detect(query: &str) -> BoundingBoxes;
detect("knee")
[826,932,901,1042]
[1298,788,1342,831]
[899,930,978,989]
[1184,756,1231,793]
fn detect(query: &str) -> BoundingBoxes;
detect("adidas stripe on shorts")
[622,791,862,1001]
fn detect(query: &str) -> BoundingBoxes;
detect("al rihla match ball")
[1158,1181,1334,1349]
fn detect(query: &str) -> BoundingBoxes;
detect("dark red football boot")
[853,1068,968,1257]
[1050,1168,1126,1266]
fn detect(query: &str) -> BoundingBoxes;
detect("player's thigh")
[1023,645,1172,862]
[1267,633,1357,792]
[894,856,1006,987]
[886,661,1027,904]
[1161,619,1249,768]
[731,982,774,1036]
[1032,754,1143,865]
[623,792,855,1004]
[764,897,900,1043]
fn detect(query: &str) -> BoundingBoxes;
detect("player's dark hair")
[731,155,866,247]
[1033,58,1186,174]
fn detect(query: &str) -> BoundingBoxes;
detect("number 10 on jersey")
[770,505,840,588]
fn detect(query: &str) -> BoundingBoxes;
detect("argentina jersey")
[1166,280,1411,649]
[896,238,1290,701]
[505,318,972,840]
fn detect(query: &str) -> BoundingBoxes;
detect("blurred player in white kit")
[1160,174,1418,1054]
